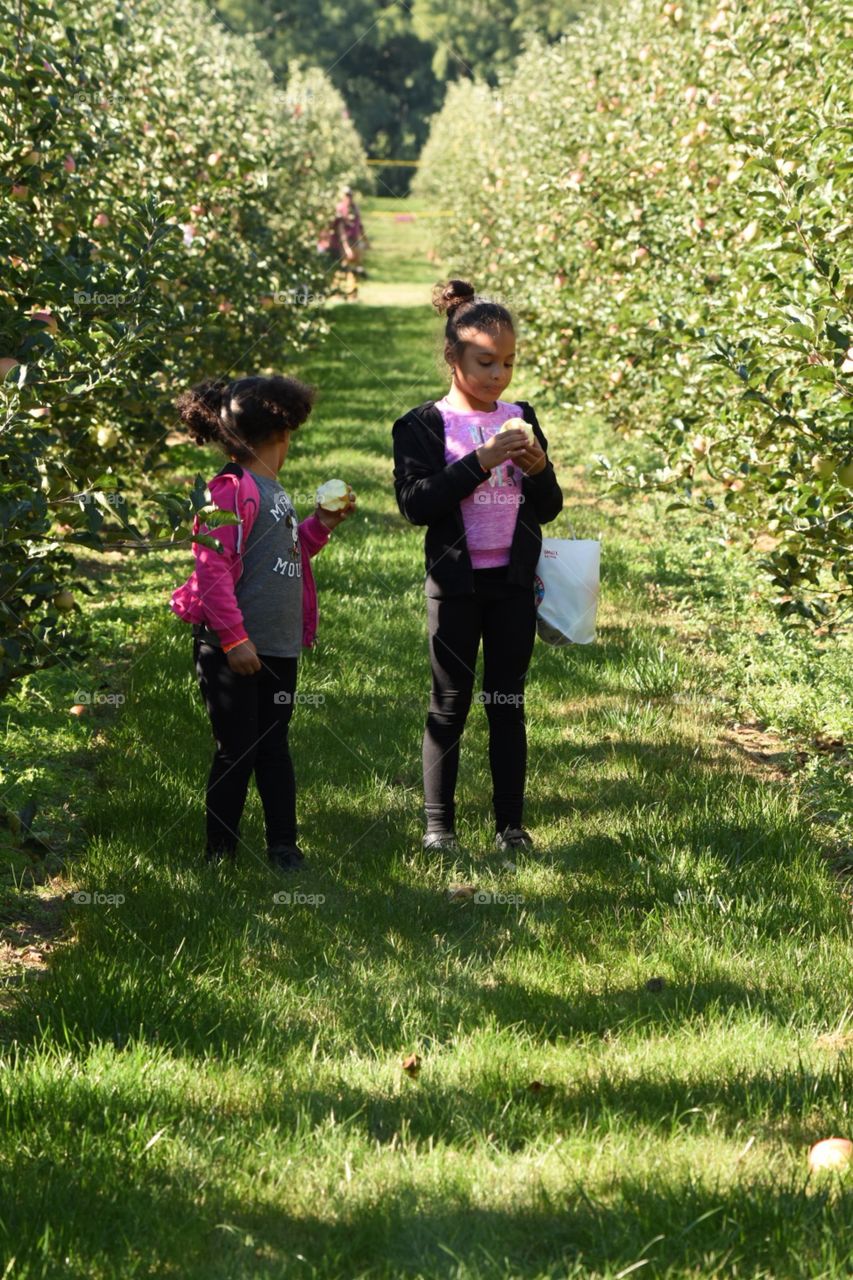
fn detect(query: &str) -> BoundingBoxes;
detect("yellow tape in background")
[368,210,454,217]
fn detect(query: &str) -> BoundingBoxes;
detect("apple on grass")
[808,1138,852,1172]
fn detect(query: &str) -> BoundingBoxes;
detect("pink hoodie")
[169,465,330,649]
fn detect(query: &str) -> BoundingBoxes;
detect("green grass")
[1,198,852,1279]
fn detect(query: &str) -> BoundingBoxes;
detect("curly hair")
[174,374,316,461]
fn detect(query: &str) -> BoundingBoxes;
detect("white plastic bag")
[534,536,600,645]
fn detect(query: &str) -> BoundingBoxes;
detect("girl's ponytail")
[175,378,231,447]
[174,374,316,461]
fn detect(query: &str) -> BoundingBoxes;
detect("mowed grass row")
[1,198,852,1279]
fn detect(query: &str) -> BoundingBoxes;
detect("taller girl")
[392,279,563,855]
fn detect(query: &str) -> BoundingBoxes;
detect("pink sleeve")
[193,475,255,647]
[300,513,331,558]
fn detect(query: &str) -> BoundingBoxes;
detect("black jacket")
[392,399,564,596]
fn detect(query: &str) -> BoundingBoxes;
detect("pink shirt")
[437,396,525,568]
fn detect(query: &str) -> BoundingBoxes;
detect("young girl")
[392,280,563,854]
[169,374,355,871]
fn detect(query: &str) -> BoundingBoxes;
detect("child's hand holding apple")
[315,478,357,530]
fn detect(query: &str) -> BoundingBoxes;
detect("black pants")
[193,636,299,857]
[423,568,537,834]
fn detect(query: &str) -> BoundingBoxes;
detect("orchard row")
[415,0,852,624]
[0,0,370,694]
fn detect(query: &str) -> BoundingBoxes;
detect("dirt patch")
[0,888,67,1003]
[814,1030,853,1054]
[718,721,798,783]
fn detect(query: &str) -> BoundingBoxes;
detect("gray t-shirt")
[198,470,303,659]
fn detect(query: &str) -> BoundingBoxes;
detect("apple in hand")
[315,479,356,529]
[316,479,352,512]
[499,417,531,446]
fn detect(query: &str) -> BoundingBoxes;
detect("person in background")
[317,185,370,301]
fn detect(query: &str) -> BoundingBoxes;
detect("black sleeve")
[392,411,490,527]
[518,401,564,525]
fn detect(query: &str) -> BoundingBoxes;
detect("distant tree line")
[212,0,585,191]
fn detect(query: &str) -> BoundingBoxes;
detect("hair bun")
[432,279,475,317]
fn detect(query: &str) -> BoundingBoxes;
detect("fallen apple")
[808,1138,852,1172]
[316,479,352,512]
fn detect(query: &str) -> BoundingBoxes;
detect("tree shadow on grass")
[5,798,826,1066]
[2,1111,850,1279]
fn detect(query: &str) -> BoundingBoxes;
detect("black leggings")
[423,568,537,834]
[193,637,299,857]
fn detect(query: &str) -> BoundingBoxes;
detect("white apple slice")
[316,478,351,512]
[499,417,531,445]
